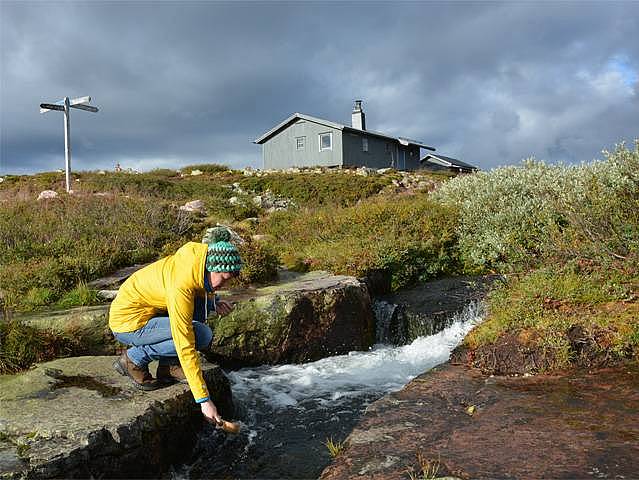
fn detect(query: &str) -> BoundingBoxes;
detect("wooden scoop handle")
[216,418,241,434]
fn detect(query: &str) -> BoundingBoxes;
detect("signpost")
[40,96,99,192]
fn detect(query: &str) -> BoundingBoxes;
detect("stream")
[171,300,485,479]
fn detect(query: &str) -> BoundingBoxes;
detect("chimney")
[351,100,366,130]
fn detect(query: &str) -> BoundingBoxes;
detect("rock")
[15,305,118,356]
[252,195,262,206]
[377,168,392,174]
[228,196,240,205]
[190,169,203,176]
[179,199,206,214]
[376,276,497,345]
[0,356,233,479]
[250,234,272,243]
[37,190,58,201]
[0,177,4,183]
[205,271,375,367]
[355,167,376,177]
[97,290,119,301]
[320,362,639,480]
[98,170,106,175]
[87,264,148,290]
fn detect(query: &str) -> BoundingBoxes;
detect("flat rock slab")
[0,356,233,479]
[87,264,148,290]
[321,362,639,480]
[15,305,117,356]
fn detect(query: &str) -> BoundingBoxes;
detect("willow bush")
[433,141,639,272]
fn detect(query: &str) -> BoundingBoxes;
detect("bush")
[0,195,197,311]
[181,163,230,174]
[259,194,459,290]
[239,172,391,207]
[237,240,280,285]
[433,141,639,272]
[55,282,100,309]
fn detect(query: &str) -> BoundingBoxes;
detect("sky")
[1,1,638,174]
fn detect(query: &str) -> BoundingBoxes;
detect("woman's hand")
[200,399,222,425]
[215,300,234,316]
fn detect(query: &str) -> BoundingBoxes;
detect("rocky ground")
[320,362,639,480]
[0,356,232,479]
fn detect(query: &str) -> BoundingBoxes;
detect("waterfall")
[173,301,485,479]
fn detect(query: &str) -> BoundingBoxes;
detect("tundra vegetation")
[0,142,637,373]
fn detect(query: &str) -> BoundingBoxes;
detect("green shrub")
[55,282,100,309]
[0,195,197,311]
[259,194,459,290]
[239,172,391,207]
[433,141,639,272]
[237,240,280,285]
[0,317,46,373]
[181,163,230,174]
[550,142,639,265]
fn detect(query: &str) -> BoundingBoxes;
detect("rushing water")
[172,301,485,480]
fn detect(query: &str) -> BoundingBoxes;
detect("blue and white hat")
[202,226,243,273]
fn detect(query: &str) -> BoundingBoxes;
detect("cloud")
[1,1,638,174]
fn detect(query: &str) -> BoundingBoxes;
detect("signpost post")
[40,96,99,192]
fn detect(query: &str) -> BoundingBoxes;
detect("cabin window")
[319,132,332,151]
[362,138,369,152]
[296,136,305,150]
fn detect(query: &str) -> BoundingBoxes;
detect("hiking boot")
[157,363,189,384]
[113,352,160,391]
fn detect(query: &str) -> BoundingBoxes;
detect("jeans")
[113,296,213,368]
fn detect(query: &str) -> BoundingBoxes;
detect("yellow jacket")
[109,242,209,402]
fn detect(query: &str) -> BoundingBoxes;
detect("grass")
[462,264,639,371]
[54,282,100,309]
[258,193,460,290]
[324,437,346,458]
[406,451,440,480]
[2,144,638,374]
[239,171,392,207]
[0,194,196,312]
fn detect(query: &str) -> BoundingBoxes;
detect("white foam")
[228,301,485,411]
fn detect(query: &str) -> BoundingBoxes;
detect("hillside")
[1,143,638,374]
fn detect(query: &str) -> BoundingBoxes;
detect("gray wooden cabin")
[254,101,435,171]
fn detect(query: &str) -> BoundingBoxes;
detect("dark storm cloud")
[1,1,638,174]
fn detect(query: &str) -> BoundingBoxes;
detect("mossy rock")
[0,356,232,479]
[13,305,117,356]
[206,271,375,367]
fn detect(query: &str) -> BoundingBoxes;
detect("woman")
[109,227,242,425]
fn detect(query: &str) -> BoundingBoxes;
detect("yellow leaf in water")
[466,405,476,416]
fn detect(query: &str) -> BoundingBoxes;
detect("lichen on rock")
[205,271,375,367]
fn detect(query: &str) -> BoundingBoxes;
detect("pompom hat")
[202,226,243,273]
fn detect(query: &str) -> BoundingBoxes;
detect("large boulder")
[0,356,232,479]
[205,271,375,367]
[15,305,117,356]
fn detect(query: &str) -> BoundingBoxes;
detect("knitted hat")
[202,226,243,273]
